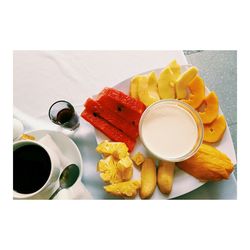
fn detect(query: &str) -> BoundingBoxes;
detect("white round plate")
[24,129,84,199]
[95,66,237,199]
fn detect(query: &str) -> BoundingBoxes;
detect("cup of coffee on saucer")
[13,140,61,199]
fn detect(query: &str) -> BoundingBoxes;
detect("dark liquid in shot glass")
[56,108,79,129]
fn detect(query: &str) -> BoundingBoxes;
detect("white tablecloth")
[13,50,237,199]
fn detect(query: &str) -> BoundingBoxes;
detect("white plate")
[24,129,84,199]
[94,66,237,199]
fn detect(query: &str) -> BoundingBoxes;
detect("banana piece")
[140,158,156,199]
[157,161,175,195]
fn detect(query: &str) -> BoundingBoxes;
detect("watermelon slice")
[97,88,146,126]
[81,110,136,152]
[84,98,139,139]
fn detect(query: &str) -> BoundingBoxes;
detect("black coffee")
[13,145,51,194]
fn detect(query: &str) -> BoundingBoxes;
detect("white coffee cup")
[13,140,61,199]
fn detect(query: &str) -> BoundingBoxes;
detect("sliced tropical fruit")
[158,67,176,99]
[198,91,219,124]
[81,110,136,152]
[97,87,146,127]
[138,75,159,106]
[175,66,198,99]
[104,180,141,198]
[169,59,181,79]
[130,75,140,99]
[84,98,139,139]
[147,71,160,101]
[177,144,234,181]
[203,115,227,143]
[182,75,205,109]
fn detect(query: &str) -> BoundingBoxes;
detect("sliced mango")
[199,91,219,124]
[177,144,234,181]
[175,66,198,99]
[203,115,227,143]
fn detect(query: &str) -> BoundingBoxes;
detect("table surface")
[13,50,237,199]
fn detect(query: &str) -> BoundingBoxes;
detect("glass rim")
[48,100,75,123]
[139,99,204,162]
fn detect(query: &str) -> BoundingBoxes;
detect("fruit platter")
[81,60,236,199]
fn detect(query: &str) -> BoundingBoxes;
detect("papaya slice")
[203,115,226,143]
[182,76,205,109]
[198,91,219,124]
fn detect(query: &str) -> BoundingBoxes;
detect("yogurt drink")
[139,100,203,161]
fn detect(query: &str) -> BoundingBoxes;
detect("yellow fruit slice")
[96,140,129,159]
[138,75,159,106]
[182,75,205,109]
[130,76,140,99]
[157,161,175,195]
[198,91,219,124]
[177,144,234,181]
[147,71,160,101]
[104,180,141,198]
[169,59,181,79]
[140,158,156,199]
[131,152,145,166]
[97,155,122,184]
[117,156,133,181]
[20,134,36,140]
[158,67,176,99]
[203,115,226,143]
[175,66,198,99]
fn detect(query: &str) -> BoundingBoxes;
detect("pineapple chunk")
[104,180,141,198]
[117,156,133,181]
[131,152,145,166]
[97,155,133,183]
[96,140,129,159]
[97,155,122,183]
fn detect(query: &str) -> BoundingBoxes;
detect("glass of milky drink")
[139,100,204,162]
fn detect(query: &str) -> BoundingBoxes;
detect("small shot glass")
[48,100,80,131]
